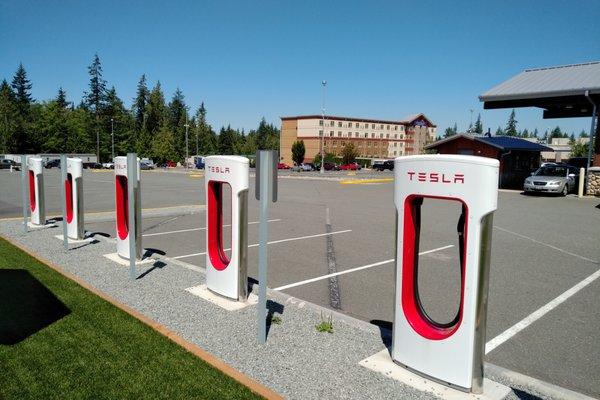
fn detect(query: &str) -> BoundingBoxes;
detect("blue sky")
[1,0,599,135]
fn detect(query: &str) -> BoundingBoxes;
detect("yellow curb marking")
[340,178,394,185]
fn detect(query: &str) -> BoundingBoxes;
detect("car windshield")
[534,166,567,177]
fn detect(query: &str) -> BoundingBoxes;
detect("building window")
[364,133,368,138]
[386,134,389,138]
[394,126,397,131]
[338,121,342,127]
[319,130,323,135]
[319,120,323,126]
[371,133,375,138]
[333,141,337,147]
[355,132,359,137]
[329,131,334,137]
[355,122,359,128]
[371,123,375,129]
[394,151,397,156]
[394,134,398,139]
[387,125,390,130]
[330,121,335,127]
[380,133,383,138]
[338,132,342,137]
[367,141,371,147]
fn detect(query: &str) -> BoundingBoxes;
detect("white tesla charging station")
[115,156,142,260]
[28,157,46,225]
[65,158,85,240]
[392,155,499,393]
[205,155,249,301]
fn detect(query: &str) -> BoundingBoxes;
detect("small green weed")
[270,315,282,325]
[315,312,333,333]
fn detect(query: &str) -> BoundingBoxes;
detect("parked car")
[340,162,361,171]
[44,159,61,169]
[140,161,154,170]
[523,164,579,196]
[323,162,340,171]
[158,160,177,168]
[373,160,394,171]
[0,159,20,170]
[195,157,205,169]
[102,162,114,169]
[277,162,291,170]
[292,163,313,171]
[83,162,102,169]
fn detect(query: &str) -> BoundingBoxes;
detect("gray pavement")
[1,168,599,398]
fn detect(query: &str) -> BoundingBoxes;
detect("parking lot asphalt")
[2,168,599,397]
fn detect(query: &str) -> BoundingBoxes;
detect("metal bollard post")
[21,155,28,234]
[578,167,585,197]
[256,150,278,343]
[60,155,69,250]
[127,153,138,280]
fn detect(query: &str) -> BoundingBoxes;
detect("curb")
[0,234,283,400]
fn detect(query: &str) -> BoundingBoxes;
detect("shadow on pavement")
[0,269,70,345]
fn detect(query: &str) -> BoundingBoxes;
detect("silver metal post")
[21,154,28,234]
[584,91,597,170]
[60,155,68,250]
[111,118,115,162]
[320,80,326,174]
[185,113,189,171]
[258,151,272,343]
[127,153,137,279]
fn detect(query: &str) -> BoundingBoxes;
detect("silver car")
[523,165,579,196]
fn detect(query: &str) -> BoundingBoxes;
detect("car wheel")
[561,185,568,196]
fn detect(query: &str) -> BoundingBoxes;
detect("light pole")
[184,112,189,170]
[320,80,327,174]
[111,118,115,161]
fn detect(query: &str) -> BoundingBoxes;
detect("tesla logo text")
[407,171,464,184]
[209,166,230,173]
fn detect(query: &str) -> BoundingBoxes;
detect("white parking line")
[273,244,455,291]
[494,226,598,264]
[143,219,282,237]
[171,229,352,260]
[485,267,600,354]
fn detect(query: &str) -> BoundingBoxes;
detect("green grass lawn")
[0,237,263,400]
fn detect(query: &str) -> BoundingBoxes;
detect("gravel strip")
[0,219,566,400]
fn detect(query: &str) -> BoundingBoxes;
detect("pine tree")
[256,117,269,150]
[473,114,483,134]
[196,102,217,154]
[84,54,107,162]
[218,125,237,154]
[0,79,19,153]
[495,126,504,136]
[168,88,187,158]
[579,129,589,138]
[443,123,458,138]
[133,74,149,131]
[56,87,68,109]
[504,109,517,136]
[11,63,33,116]
[146,82,167,135]
[521,128,529,138]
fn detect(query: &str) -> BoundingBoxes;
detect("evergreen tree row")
[0,55,280,163]
[441,110,587,141]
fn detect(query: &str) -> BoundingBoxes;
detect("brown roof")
[280,114,436,127]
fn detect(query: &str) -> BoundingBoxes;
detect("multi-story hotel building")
[280,113,436,165]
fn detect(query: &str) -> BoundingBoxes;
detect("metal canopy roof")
[479,62,600,118]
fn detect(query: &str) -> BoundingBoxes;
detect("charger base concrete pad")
[54,234,96,244]
[27,222,57,229]
[186,284,258,311]
[359,350,511,400]
[103,252,155,266]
